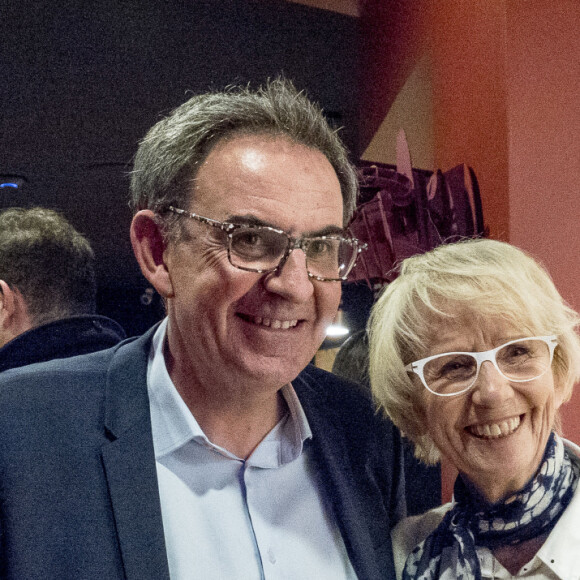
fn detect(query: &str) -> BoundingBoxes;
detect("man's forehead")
[188,133,344,229]
[197,132,332,172]
[235,145,268,172]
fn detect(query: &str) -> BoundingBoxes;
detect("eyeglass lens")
[228,227,356,280]
[423,338,553,395]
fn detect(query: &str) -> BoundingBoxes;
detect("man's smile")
[238,313,300,330]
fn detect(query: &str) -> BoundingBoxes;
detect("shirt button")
[268,548,276,564]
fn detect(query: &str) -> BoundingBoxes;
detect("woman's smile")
[466,414,522,439]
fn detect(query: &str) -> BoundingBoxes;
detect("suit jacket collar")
[103,326,157,437]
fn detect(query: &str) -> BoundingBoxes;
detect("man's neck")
[183,389,288,459]
[165,351,287,459]
[177,378,288,459]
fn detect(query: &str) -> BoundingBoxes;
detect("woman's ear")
[130,210,174,298]
[554,378,566,411]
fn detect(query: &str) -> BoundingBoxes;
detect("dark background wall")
[1,0,359,335]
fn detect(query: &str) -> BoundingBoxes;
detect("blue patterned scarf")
[403,432,579,579]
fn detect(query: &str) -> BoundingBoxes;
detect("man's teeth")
[469,416,521,439]
[252,316,298,329]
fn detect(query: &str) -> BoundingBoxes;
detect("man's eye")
[236,231,264,247]
[232,229,284,260]
[232,231,268,259]
[307,239,335,257]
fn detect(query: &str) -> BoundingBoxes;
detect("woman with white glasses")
[368,238,580,579]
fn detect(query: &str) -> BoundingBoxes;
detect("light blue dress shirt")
[147,319,357,579]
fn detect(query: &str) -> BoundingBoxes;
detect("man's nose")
[263,248,314,302]
[470,359,513,406]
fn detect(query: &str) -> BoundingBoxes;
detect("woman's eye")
[503,345,532,360]
[427,355,475,381]
[440,361,471,376]
[511,348,527,357]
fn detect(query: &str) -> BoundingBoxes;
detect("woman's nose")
[470,360,513,406]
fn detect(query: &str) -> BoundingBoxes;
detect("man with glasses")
[0,79,403,579]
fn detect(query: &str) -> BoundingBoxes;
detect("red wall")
[430,0,511,241]
[427,0,580,500]
[506,0,580,443]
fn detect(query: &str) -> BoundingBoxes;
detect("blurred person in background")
[0,207,125,372]
[333,327,441,518]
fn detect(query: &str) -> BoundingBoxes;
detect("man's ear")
[130,210,174,298]
[0,280,13,322]
[0,280,32,345]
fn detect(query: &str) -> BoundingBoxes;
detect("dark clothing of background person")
[332,329,441,516]
[0,314,126,373]
[0,326,402,580]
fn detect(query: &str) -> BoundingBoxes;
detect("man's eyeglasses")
[405,335,558,397]
[167,206,367,281]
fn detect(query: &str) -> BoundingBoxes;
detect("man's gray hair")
[130,78,358,228]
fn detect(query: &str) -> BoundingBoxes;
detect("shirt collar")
[147,318,312,465]
[535,439,580,578]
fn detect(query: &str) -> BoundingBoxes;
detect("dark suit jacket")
[0,326,401,579]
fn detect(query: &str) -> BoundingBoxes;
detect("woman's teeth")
[468,416,521,439]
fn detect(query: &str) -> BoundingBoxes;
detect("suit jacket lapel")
[101,327,170,580]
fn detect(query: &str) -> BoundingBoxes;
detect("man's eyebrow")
[224,214,345,237]
[306,225,345,237]
[224,214,279,228]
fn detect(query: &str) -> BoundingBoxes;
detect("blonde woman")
[369,238,580,579]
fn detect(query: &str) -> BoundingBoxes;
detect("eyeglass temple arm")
[168,206,234,232]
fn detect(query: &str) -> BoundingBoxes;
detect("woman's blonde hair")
[368,238,580,464]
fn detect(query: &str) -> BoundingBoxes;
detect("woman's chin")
[460,414,549,501]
